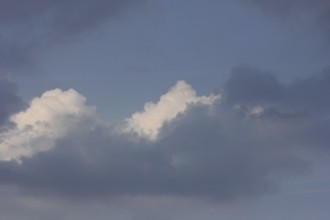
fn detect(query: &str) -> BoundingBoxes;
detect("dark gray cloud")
[223,66,285,106]
[223,65,330,150]
[1,67,329,201]
[0,78,25,126]
[241,0,330,38]
[224,65,330,114]
[0,0,145,73]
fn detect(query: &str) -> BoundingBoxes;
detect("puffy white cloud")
[122,80,220,140]
[0,80,219,161]
[0,88,95,161]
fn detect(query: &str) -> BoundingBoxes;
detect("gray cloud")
[1,67,329,201]
[224,65,330,114]
[241,0,330,38]
[0,78,25,127]
[0,0,145,73]
[223,65,330,150]
[223,66,285,106]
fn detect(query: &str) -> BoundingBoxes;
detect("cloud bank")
[0,67,329,201]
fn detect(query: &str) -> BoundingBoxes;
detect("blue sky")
[11,0,330,120]
[1,0,330,219]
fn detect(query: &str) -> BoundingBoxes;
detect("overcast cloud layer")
[0,67,328,201]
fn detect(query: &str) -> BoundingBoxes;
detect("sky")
[0,0,330,219]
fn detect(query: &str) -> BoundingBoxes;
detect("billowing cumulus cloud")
[0,68,328,201]
[0,89,95,161]
[0,0,144,73]
[123,80,219,140]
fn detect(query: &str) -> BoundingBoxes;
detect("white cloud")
[0,89,95,161]
[0,81,219,161]
[122,80,220,140]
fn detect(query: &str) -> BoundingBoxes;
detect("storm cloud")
[0,0,145,73]
[0,67,328,201]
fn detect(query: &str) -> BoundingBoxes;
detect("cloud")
[223,65,330,117]
[0,0,145,73]
[0,88,95,161]
[0,67,329,201]
[0,78,26,127]
[123,80,219,140]
[241,0,330,38]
